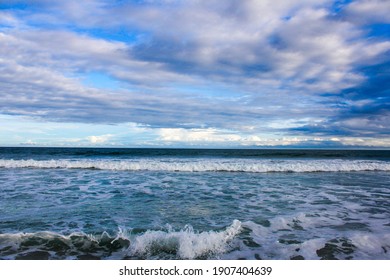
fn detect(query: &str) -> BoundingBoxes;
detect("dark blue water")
[0,148,389,260]
[1,147,390,160]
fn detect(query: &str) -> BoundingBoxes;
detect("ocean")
[0,147,389,260]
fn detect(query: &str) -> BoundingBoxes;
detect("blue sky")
[0,0,389,148]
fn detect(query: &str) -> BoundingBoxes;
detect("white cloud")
[87,134,113,144]
[2,114,389,148]
[157,127,390,147]
[0,0,389,146]
[7,0,384,95]
[19,139,37,146]
[345,0,390,24]
[336,137,390,147]
[158,128,242,143]
[0,11,21,27]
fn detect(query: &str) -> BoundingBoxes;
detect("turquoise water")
[0,148,389,260]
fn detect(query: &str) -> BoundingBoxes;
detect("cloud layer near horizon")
[0,0,389,147]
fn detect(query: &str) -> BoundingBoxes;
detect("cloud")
[157,127,390,148]
[19,139,37,146]
[86,134,113,144]
[291,60,390,138]
[158,128,242,143]
[344,0,390,24]
[0,0,389,147]
[0,10,21,27]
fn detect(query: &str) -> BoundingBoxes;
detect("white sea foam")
[130,220,242,259]
[1,218,389,260]
[0,220,242,260]
[350,233,390,259]
[240,210,390,260]
[0,158,389,172]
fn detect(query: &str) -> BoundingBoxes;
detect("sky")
[0,0,389,148]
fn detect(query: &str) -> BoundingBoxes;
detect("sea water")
[0,147,389,260]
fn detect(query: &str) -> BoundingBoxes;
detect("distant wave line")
[0,159,389,172]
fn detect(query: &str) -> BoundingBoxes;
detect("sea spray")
[129,220,242,259]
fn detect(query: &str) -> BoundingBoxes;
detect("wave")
[0,220,242,260]
[1,219,389,260]
[0,158,389,172]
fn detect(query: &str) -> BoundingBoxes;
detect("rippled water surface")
[0,148,389,260]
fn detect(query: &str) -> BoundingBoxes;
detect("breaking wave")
[1,219,389,260]
[0,220,242,260]
[0,158,389,172]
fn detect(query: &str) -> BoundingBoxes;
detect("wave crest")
[0,220,242,260]
[0,158,389,172]
[131,220,242,259]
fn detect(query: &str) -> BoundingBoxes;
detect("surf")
[0,158,389,172]
[0,220,242,260]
